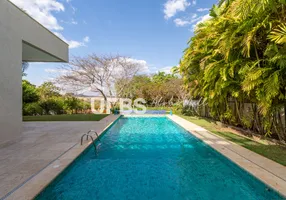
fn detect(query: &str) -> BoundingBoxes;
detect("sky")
[11,0,218,86]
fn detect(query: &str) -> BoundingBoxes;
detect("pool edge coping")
[167,114,286,198]
[3,115,122,200]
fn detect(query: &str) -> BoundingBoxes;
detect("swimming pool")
[36,117,284,200]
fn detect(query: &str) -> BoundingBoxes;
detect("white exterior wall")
[0,0,69,144]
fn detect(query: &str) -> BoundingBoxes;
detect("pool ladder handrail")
[80,130,101,153]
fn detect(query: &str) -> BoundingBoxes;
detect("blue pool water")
[36,117,284,200]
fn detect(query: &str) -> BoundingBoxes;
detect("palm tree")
[180,0,286,140]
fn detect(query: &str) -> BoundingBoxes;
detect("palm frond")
[268,24,286,44]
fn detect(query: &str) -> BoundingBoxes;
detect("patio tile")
[0,115,119,199]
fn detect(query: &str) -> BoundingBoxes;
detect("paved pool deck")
[1,114,286,199]
[167,114,286,197]
[0,114,120,200]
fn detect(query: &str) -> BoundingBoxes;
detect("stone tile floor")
[0,115,118,199]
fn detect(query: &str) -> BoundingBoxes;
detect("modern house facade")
[0,0,69,144]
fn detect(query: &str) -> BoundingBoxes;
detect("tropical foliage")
[180,0,286,141]
[22,81,91,116]
[115,71,188,106]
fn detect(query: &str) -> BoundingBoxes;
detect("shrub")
[23,103,43,116]
[40,97,64,115]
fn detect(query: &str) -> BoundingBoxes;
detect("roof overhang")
[5,0,69,63]
[22,41,67,62]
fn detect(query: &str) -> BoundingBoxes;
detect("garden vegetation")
[22,80,91,116]
[180,0,286,142]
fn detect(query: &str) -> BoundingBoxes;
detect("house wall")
[0,29,22,144]
[0,0,68,144]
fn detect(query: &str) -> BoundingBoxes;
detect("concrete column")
[0,33,22,144]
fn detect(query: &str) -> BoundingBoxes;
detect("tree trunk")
[252,104,262,134]
[234,98,242,125]
[98,89,107,102]
[284,99,286,139]
[272,114,282,140]
[97,89,108,112]
[277,110,285,141]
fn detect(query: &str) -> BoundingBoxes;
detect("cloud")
[157,66,174,74]
[113,57,151,74]
[197,8,210,12]
[10,0,64,31]
[53,32,90,48]
[68,41,85,49]
[174,18,191,26]
[61,18,78,25]
[70,5,77,14]
[125,58,150,73]
[164,0,191,19]
[83,36,90,43]
[173,14,202,27]
[45,68,68,73]
[191,14,211,31]
[11,0,86,49]
[71,19,78,24]
[173,13,211,29]
[196,14,211,25]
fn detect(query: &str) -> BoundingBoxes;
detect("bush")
[182,106,197,116]
[40,97,64,115]
[172,102,183,113]
[110,104,120,114]
[23,103,43,116]
[64,96,86,114]
[22,80,39,104]
[80,101,91,110]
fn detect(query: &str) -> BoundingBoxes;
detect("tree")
[39,97,64,115]
[22,80,39,104]
[23,103,43,116]
[22,81,92,116]
[37,82,63,115]
[64,96,80,114]
[22,62,29,76]
[57,54,143,102]
[115,75,151,100]
[180,0,286,141]
[115,72,187,106]
[38,82,61,99]
[22,80,41,116]
[152,72,175,84]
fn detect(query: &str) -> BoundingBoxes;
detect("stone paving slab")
[0,115,119,200]
[167,114,286,197]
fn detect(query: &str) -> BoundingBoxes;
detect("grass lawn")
[147,107,172,113]
[23,114,109,121]
[147,106,172,110]
[178,114,286,166]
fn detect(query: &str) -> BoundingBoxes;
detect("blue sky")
[12,0,217,86]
